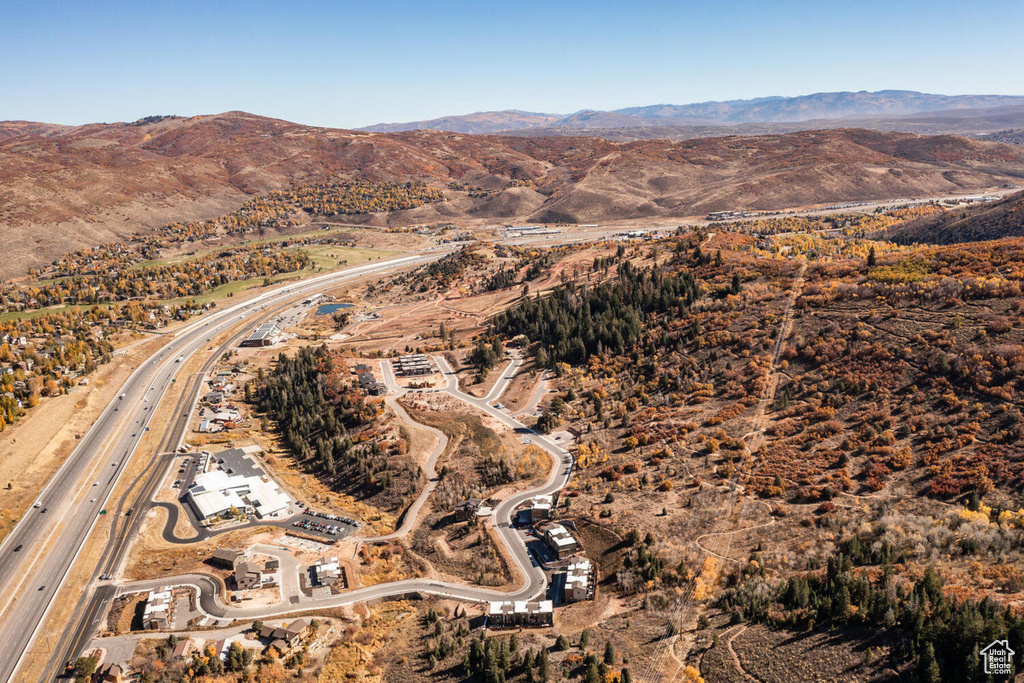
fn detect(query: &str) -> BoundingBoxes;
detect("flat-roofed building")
[187,469,291,521]
[564,558,594,602]
[395,354,433,376]
[529,495,553,521]
[241,323,280,347]
[143,587,173,630]
[544,523,578,559]
[486,600,553,628]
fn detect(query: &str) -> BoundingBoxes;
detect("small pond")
[315,303,354,316]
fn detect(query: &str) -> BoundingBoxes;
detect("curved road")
[0,253,446,683]
[113,353,575,623]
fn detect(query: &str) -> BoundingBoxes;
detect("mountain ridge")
[357,90,1024,134]
[4,111,1024,277]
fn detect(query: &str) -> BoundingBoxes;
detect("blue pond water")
[315,303,354,316]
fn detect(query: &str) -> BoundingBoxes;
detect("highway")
[0,253,446,683]
[104,352,575,626]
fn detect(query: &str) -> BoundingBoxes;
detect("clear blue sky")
[1,0,1021,128]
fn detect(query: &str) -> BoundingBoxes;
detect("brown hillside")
[888,190,1024,244]
[2,112,1024,276]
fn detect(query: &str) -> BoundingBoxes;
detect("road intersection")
[0,253,446,682]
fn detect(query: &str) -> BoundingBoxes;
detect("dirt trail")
[743,262,806,453]
[725,624,761,682]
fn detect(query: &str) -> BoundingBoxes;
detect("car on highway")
[13,545,22,552]
[38,585,45,591]
[32,501,41,508]
[112,462,118,467]
[93,482,99,486]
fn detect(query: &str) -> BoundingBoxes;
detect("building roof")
[235,561,262,581]
[245,323,279,343]
[212,548,243,563]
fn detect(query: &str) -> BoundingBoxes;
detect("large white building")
[186,470,291,521]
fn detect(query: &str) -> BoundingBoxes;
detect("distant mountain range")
[359,90,1024,137]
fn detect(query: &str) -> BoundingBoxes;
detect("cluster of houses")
[482,494,596,629]
[197,374,242,433]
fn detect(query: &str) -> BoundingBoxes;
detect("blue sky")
[1,0,1021,128]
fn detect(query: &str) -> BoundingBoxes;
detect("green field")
[0,245,403,321]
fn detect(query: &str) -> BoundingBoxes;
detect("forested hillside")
[252,345,419,511]
[491,260,701,365]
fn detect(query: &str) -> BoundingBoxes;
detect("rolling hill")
[888,190,1024,244]
[3,111,1024,277]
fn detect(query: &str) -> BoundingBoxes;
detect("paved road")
[359,360,448,542]
[514,371,551,417]
[0,253,446,683]
[110,352,575,624]
[483,355,522,404]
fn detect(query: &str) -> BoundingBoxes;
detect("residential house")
[234,561,263,591]
[210,548,244,569]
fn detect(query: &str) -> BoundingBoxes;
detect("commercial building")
[543,523,579,559]
[186,469,291,521]
[563,558,595,603]
[486,600,554,628]
[241,323,280,347]
[142,587,173,630]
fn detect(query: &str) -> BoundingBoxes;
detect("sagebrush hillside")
[4,111,1024,276]
[888,190,1024,244]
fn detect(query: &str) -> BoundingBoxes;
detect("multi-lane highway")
[0,253,446,683]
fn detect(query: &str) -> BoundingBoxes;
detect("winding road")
[108,353,575,628]
[0,253,449,683]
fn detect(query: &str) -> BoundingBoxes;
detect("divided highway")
[0,253,445,683]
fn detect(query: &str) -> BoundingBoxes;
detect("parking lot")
[289,510,359,541]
